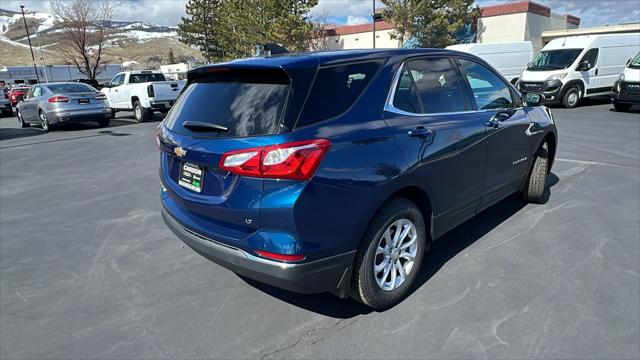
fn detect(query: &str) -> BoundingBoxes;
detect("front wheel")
[613,101,632,112]
[133,101,152,123]
[522,142,549,203]
[351,198,427,310]
[562,87,580,108]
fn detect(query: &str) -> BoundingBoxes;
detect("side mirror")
[578,60,590,71]
[523,92,543,107]
[102,82,111,88]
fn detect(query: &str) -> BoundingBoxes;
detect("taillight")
[147,84,154,97]
[95,92,106,100]
[219,139,331,180]
[255,250,305,262]
[48,95,70,103]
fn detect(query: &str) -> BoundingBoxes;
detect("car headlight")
[618,73,625,81]
[546,73,567,81]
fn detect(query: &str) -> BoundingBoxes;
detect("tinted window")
[392,68,422,113]
[46,83,95,93]
[129,73,167,84]
[460,59,514,110]
[579,48,599,70]
[164,82,289,138]
[405,58,466,114]
[527,49,583,71]
[630,52,640,69]
[297,60,383,127]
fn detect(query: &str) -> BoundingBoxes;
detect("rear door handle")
[408,126,433,138]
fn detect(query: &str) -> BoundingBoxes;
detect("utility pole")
[20,5,40,83]
[34,27,48,83]
[372,0,376,49]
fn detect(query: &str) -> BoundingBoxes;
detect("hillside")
[0,8,203,67]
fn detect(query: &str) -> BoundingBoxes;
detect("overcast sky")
[3,0,639,28]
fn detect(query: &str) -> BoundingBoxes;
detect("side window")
[404,58,467,114]
[579,48,599,70]
[33,87,42,97]
[297,60,383,127]
[111,74,124,87]
[392,68,422,113]
[25,87,35,99]
[459,59,515,110]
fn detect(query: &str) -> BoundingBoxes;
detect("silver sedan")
[16,82,112,131]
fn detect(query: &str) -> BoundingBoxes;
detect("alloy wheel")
[373,218,418,291]
[40,112,49,131]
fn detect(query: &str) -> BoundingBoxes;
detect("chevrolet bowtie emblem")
[174,146,187,157]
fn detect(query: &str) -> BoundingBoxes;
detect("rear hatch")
[159,65,315,245]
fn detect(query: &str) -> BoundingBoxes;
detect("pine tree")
[382,0,476,48]
[177,0,224,63]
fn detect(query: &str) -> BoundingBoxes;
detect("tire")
[110,108,117,119]
[351,198,427,310]
[562,87,580,109]
[39,110,50,132]
[522,142,549,203]
[133,101,152,123]
[98,117,110,127]
[613,101,632,112]
[17,110,29,128]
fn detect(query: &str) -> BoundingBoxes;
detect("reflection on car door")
[384,57,487,238]
[21,86,38,121]
[457,58,533,208]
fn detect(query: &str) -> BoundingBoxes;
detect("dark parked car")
[16,82,111,131]
[73,78,103,90]
[158,49,557,309]
[8,86,30,106]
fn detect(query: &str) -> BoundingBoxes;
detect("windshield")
[46,83,95,93]
[629,52,640,69]
[527,49,583,71]
[129,73,167,83]
[164,81,290,138]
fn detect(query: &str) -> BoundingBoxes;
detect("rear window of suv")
[164,69,290,138]
[296,60,384,127]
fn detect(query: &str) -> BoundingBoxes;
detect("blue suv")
[159,49,557,309]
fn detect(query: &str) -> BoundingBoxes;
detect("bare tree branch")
[50,0,116,79]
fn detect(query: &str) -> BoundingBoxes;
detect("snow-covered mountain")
[0,8,178,46]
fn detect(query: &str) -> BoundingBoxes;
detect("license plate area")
[178,162,204,193]
[78,98,90,104]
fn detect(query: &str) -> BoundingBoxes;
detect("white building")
[477,0,580,52]
[160,63,192,80]
[0,64,122,85]
[317,0,580,53]
[321,21,402,50]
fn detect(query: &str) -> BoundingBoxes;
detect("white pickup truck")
[101,70,186,122]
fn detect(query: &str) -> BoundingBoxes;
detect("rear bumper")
[149,100,176,110]
[48,108,111,123]
[161,204,354,297]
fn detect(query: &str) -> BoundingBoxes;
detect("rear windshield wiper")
[182,121,229,133]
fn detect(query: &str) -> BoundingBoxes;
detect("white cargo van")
[517,33,640,108]
[446,41,533,83]
[611,51,640,112]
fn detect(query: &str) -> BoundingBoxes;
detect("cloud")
[346,15,369,25]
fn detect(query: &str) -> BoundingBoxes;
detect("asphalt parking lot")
[1,101,639,359]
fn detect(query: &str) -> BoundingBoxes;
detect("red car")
[9,86,30,106]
